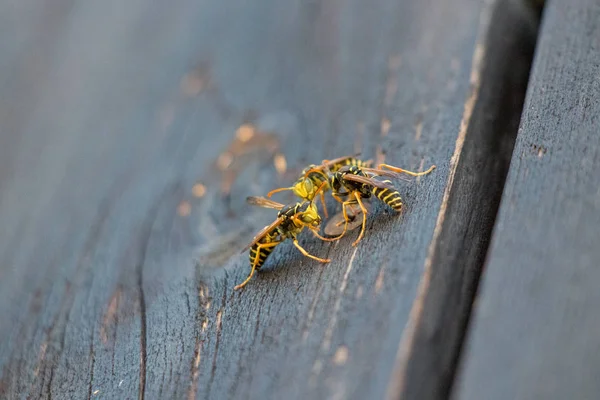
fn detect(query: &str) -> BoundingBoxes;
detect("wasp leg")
[329,192,349,227]
[311,227,344,242]
[378,163,436,176]
[335,203,358,227]
[310,228,334,242]
[351,192,369,247]
[323,198,356,241]
[331,193,345,205]
[267,186,293,198]
[319,191,329,219]
[234,242,280,290]
[234,265,257,291]
[293,240,331,263]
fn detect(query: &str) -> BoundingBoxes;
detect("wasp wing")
[342,173,398,190]
[241,217,284,253]
[361,167,411,182]
[246,196,286,209]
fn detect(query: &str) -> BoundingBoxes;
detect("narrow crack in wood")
[135,186,175,400]
[206,279,227,398]
[87,329,96,400]
[138,268,148,400]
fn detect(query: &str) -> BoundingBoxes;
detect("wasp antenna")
[302,166,324,178]
[313,181,328,198]
[267,186,293,198]
[378,163,436,177]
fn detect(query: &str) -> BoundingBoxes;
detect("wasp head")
[296,202,321,228]
[292,177,317,201]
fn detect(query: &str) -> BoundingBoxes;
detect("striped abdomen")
[332,157,371,172]
[372,180,403,211]
[306,170,329,187]
[249,238,280,270]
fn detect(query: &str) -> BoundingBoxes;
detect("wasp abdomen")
[249,241,277,270]
[345,158,370,168]
[309,172,329,184]
[372,180,403,211]
[329,157,370,172]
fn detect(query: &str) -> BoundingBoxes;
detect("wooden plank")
[390,0,540,399]
[0,0,534,399]
[453,0,600,399]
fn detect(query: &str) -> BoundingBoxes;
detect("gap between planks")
[385,0,542,397]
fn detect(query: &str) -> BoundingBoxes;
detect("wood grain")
[0,0,537,399]
[453,0,600,399]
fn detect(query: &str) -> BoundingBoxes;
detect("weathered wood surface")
[454,0,600,399]
[392,1,540,398]
[0,0,538,399]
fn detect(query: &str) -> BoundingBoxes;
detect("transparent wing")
[241,217,284,253]
[361,167,411,182]
[342,173,397,190]
[246,196,286,210]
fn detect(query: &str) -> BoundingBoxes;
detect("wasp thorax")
[330,174,343,193]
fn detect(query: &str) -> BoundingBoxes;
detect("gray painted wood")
[454,0,600,399]
[392,1,540,398]
[0,0,537,399]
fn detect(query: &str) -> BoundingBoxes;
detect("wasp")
[235,183,331,290]
[304,162,436,246]
[266,154,372,218]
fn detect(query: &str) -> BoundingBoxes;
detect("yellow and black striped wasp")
[235,183,331,290]
[266,154,372,218]
[303,162,436,246]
